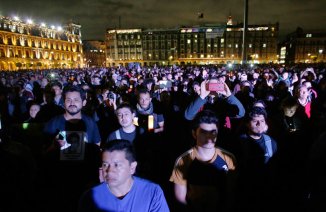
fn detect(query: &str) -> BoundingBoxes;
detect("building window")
[235,44,238,48]
[263,43,266,48]
[249,44,252,48]
[306,34,312,38]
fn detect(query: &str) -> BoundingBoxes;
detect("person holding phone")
[96,88,118,142]
[41,85,102,212]
[43,85,101,149]
[184,76,245,147]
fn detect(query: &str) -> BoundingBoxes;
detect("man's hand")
[55,131,70,150]
[200,80,210,99]
[217,82,231,98]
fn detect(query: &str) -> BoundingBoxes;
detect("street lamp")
[242,0,249,64]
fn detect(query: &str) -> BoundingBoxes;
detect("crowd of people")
[0,63,325,212]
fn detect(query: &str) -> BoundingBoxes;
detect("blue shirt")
[78,177,170,212]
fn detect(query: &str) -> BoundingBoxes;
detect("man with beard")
[40,85,101,211]
[43,85,101,147]
[234,106,278,212]
[41,85,101,212]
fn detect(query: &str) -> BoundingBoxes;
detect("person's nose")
[206,132,216,139]
[105,165,116,173]
[121,114,127,120]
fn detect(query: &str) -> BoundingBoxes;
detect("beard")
[66,106,81,116]
[67,110,81,116]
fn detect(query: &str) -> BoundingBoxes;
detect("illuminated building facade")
[0,15,84,71]
[83,40,106,67]
[105,18,279,66]
[280,28,326,64]
[106,29,143,66]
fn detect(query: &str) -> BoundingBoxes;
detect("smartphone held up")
[206,82,224,92]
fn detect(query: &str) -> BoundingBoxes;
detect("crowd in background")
[0,62,326,212]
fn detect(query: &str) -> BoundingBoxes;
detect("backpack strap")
[263,134,273,158]
[115,129,121,140]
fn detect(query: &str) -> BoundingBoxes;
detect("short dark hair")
[51,81,63,89]
[115,102,135,114]
[246,107,267,122]
[252,99,266,108]
[102,139,136,163]
[137,87,151,98]
[63,85,86,101]
[192,109,219,130]
[280,96,298,109]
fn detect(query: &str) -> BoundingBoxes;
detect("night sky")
[1,0,325,41]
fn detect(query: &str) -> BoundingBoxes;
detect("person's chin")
[67,110,79,116]
[106,176,115,182]
[203,143,215,148]
[253,132,263,136]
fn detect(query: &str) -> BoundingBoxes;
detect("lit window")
[263,43,266,48]
[187,39,191,44]
[221,38,224,43]
[235,44,238,48]
[249,44,252,48]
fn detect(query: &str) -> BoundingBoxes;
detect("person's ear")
[130,161,137,175]
[192,130,197,140]
[82,99,86,107]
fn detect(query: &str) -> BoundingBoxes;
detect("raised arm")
[185,80,209,120]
